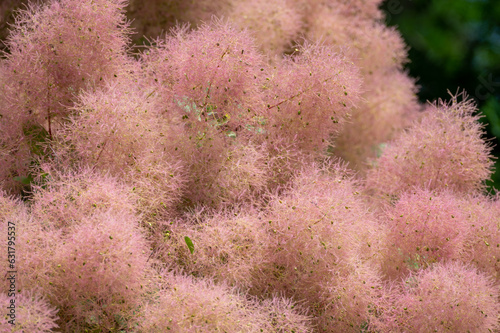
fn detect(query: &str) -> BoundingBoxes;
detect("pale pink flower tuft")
[379,262,500,333]
[0,291,59,333]
[366,94,494,196]
[381,188,470,280]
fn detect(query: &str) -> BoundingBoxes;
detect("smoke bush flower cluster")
[0,0,132,193]
[0,0,498,332]
[380,262,499,332]
[381,189,470,280]
[45,211,150,331]
[366,96,494,196]
[61,82,186,220]
[0,291,59,332]
[263,42,362,154]
[458,195,500,281]
[141,21,272,207]
[228,0,302,56]
[252,163,386,332]
[30,167,139,229]
[303,0,419,172]
[160,209,269,289]
[139,273,312,332]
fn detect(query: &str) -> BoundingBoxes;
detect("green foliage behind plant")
[382,0,500,192]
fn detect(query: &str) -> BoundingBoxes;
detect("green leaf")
[481,98,500,138]
[184,236,194,254]
[22,122,50,156]
[13,175,34,186]
[375,142,389,158]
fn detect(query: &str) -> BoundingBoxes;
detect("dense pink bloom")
[289,0,384,22]
[3,187,149,332]
[0,192,28,293]
[127,0,232,41]
[299,0,420,173]
[45,211,150,331]
[335,70,420,171]
[254,162,386,331]
[458,195,500,281]
[2,0,131,134]
[379,262,500,332]
[304,2,419,172]
[1,198,61,314]
[62,82,186,219]
[143,20,267,133]
[30,167,138,229]
[381,188,470,280]
[263,42,362,154]
[0,291,59,332]
[141,20,275,207]
[158,208,269,289]
[306,6,406,76]
[0,0,133,193]
[138,273,312,332]
[0,0,498,331]
[228,0,302,56]
[366,95,494,196]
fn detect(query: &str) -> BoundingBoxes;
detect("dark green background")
[381,0,500,193]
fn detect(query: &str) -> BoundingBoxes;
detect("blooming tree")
[0,0,498,332]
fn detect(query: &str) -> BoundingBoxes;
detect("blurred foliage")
[0,0,26,54]
[382,0,500,192]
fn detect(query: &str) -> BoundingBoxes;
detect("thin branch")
[200,44,231,116]
[47,78,52,140]
[267,73,341,110]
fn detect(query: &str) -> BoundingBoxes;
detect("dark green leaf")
[13,175,34,186]
[184,236,194,254]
